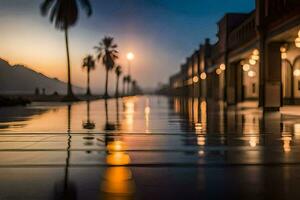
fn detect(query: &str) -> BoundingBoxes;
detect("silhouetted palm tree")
[115,65,122,98]
[82,55,95,96]
[123,76,127,96]
[95,37,118,98]
[131,80,137,95]
[40,0,92,100]
[127,75,131,95]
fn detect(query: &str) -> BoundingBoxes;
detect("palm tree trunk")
[87,68,91,95]
[64,104,72,194]
[104,69,109,98]
[132,83,134,95]
[115,76,119,98]
[123,81,125,96]
[127,81,130,95]
[65,28,74,97]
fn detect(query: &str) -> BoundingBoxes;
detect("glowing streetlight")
[294,69,300,77]
[248,70,256,78]
[126,52,135,80]
[220,64,226,71]
[249,59,256,65]
[281,52,287,60]
[200,72,207,80]
[243,64,250,72]
[253,49,259,56]
[193,76,199,83]
[125,52,135,95]
[252,55,259,61]
[295,37,300,48]
[216,68,222,75]
[127,52,135,61]
[280,46,287,53]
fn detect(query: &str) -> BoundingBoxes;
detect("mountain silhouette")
[0,58,84,95]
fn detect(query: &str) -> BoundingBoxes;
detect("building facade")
[169,0,300,111]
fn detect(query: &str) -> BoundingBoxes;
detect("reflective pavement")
[0,96,300,199]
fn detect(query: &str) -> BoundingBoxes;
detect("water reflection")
[170,96,300,158]
[123,97,135,132]
[116,98,121,130]
[2,96,300,161]
[144,98,151,133]
[82,101,95,149]
[1,96,300,199]
[104,99,116,131]
[101,134,136,199]
[54,104,77,200]
[82,101,95,130]
[0,106,50,131]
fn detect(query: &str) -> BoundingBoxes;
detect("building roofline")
[217,11,254,24]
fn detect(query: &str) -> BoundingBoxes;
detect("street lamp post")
[126,52,135,95]
[127,52,134,76]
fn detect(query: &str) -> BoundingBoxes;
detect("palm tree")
[123,76,127,96]
[127,75,131,95]
[40,0,92,100]
[82,55,95,96]
[115,65,122,98]
[131,80,137,95]
[95,37,118,98]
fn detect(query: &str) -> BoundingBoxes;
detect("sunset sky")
[0,0,254,93]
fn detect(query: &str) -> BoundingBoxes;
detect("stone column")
[226,62,237,105]
[236,61,244,102]
[261,42,282,111]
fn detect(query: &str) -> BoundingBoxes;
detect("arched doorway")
[243,62,259,100]
[282,59,292,103]
[293,56,300,100]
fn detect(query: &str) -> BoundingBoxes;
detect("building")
[169,0,300,111]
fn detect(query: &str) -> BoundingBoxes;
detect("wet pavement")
[1,96,300,199]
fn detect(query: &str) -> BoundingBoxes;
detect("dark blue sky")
[0,0,254,91]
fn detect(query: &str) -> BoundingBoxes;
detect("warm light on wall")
[251,55,259,61]
[193,76,199,83]
[281,52,287,60]
[220,64,226,71]
[253,49,259,56]
[243,64,250,72]
[280,46,287,53]
[249,59,256,65]
[294,69,300,77]
[295,37,300,48]
[200,72,207,80]
[248,70,256,78]
[216,68,222,75]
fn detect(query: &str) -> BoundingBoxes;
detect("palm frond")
[40,0,92,30]
[40,0,55,16]
[79,0,92,16]
[82,55,96,70]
